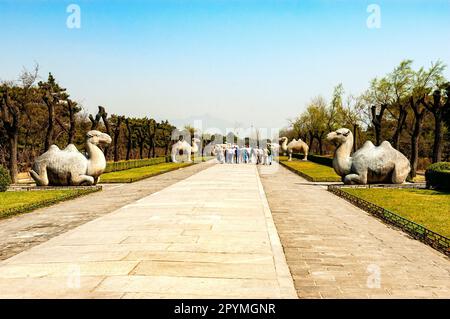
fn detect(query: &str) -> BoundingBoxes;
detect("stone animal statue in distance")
[171,137,201,163]
[280,137,309,161]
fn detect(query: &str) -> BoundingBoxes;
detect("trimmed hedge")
[101,163,194,183]
[291,153,334,167]
[104,157,168,173]
[0,165,11,192]
[105,155,213,174]
[425,162,450,191]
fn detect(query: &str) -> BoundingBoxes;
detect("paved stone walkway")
[259,163,450,298]
[0,164,296,298]
[0,161,214,261]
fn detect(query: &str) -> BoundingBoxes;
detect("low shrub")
[425,162,450,190]
[291,153,334,167]
[0,166,11,192]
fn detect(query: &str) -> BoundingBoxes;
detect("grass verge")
[100,162,194,183]
[0,188,101,220]
[280,159,341,182]
[341,188,450,238]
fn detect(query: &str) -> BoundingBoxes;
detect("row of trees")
[0,66,176,183]
[285,60,450,177]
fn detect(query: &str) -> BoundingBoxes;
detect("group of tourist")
[213,144,275,165]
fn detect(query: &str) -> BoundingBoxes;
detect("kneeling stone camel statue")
[171,138,200,163]
[280,137,309,161]
[327,128,410,185]
[31,130,112,186]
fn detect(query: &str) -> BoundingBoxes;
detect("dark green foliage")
[0,165,11,192]
[425,162,450,190]
[291,153,333,167]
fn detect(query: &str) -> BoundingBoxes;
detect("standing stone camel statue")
[280,137,309,161]
[171,138,201,163]
[30,130,112,186]
[327,128,410,185]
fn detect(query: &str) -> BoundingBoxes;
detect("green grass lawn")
[0,189,99,219]
[343,188,450,237]
[100,162,193,183]
[412,174,426,183]
[280,159,341,182]
[275,156,289,162]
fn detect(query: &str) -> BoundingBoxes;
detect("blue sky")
[0,0,449,130]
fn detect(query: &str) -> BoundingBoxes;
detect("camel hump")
[380,140,394,149]
[48,145,60,152]
[64,144,78,152]
[362,140,375,148]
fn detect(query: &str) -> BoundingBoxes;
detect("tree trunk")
[139,140,144,159]
[423,90,445,164]
[125,119,133,161]
[147,138,155,159]
[432,114,443,163]
[164,141,170,156]
[8,132,18,184]
[391,108,407,150]
[147,145,152,158]
[353,124,359,153]
[317,136,323,155]
[308,131,314,153]
[113,116,123,162]
[68,101,76,144]
[44,99,55,151]
[409,118,422,178]
[409,97,427,179]
[371,104,387,146]
[100,106,111,158]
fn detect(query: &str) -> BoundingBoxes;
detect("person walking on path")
[267,144,273,165]
[242,146,249,163]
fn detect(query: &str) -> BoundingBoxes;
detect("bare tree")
[408,61,445,177]
[422,84,449,163]
[0,65,39,182]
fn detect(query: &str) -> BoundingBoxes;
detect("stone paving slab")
[0,161,214,261]
[0,164,297,299]
[258,163,450,299]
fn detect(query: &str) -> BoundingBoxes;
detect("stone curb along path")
[255,167,297,298]
[0,160,215,262]
[258,163,450,299]
[0,164,297,298]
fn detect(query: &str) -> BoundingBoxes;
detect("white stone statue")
[30,130,112,186]
[212,144,226,163]
[327,128,411,185]
[280,137,309,161]
[171,137,200,163]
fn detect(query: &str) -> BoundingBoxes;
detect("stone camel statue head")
[326,128,352,146]
[86,130,112,146]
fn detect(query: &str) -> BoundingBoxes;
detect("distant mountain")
[171,113,242,135]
